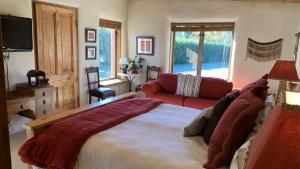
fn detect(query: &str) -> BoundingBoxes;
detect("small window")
[170,22,234,80]
[98,19,121,80]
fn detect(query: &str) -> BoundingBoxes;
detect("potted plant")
[128,56,145,74]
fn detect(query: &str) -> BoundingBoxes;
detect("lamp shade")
[269,60,299,81]
[119,56,128,65]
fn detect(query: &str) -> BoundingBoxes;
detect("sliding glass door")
[170,23,234,80]
[173,32,200,75]
[201,31,233,79]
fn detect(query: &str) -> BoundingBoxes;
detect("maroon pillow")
[199,77,233,100]
[158,73,178,93]
[203,85,268,169]
[240,73,268,94]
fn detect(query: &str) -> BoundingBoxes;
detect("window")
[98,19,121,80]
[170,22,234,80]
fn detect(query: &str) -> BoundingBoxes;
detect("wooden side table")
[7,83,55,121]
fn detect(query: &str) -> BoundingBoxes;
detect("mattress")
[75,103,210,169]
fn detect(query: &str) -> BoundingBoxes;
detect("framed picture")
[136,36,154,55]
[85,46,97,60]
[85,28,97,43]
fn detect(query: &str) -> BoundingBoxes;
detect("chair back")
[146,66,161,82]
[86,67,100,92]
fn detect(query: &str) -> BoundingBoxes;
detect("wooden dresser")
[7,83,55,121]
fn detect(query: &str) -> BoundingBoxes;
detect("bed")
[22,93,228,169]
[75,103,209,169]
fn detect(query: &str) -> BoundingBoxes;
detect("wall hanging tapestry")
[246,38,283,62]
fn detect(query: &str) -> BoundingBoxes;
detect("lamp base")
[275,81,287,106]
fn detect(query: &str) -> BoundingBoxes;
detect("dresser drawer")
[36,104,54,118]
[36,96,52,108]
[35,88,52,98]
[7,99,35,115]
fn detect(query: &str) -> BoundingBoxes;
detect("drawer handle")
[43,100,46,104]
[43,110,46,114]
[20,105,24,109]
[42,92,46,96]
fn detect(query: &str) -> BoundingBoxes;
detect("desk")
[118,73,140,92]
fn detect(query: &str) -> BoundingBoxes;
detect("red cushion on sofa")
[152,92,184,106]
[199,77,233,100]
[245,107,300,169]
[204,86,267,169]
[158,73,178,93]
[184,98,217,110]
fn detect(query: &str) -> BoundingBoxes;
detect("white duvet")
[75,103,210,169]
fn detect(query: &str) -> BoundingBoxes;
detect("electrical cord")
[3,52,10,94]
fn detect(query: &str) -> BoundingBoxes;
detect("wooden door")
[34,2,79,112]
[0,17,12,169]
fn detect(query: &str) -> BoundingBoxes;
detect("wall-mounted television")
[1,15,33,52]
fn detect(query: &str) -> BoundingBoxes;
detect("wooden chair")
[86,67,116,104]
[135,66,161,92]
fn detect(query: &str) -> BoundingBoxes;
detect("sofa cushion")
[199,77,233,100]
[176,74,202,97]
[204,85,268,169]
[184,98,217,110]
[158,73,178,93]
[152,92,184,106]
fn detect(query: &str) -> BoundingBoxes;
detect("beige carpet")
[10,131,28,169]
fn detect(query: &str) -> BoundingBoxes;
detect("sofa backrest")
[158,73,233,100]
[199,77,233,100]
[158,73,178,93]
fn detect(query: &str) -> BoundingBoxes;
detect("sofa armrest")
[141,80,162,98]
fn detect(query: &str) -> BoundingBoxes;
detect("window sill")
[100,78,128,87]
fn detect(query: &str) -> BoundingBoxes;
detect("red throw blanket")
[19,98,163,169]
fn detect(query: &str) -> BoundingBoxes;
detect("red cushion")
[199,77,233,100]
[158,73,178,93]
[245,107,300,169]
[204,86,267,169]
[184,98,217,110]
[152,92,184,106]
[240,74,268,94]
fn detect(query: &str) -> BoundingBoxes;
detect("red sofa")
[141,73,233,110]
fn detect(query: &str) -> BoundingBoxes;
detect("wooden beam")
[234,0,300,2]
[0,17,12,169]
[24,92,137,133]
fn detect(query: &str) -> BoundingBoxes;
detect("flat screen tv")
[1,15,33,52]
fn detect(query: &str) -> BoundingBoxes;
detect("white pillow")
[230,136,254,169]
[176,73,202,97]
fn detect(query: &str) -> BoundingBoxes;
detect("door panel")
[35,2,79,112]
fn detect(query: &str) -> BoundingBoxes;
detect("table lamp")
[269,60,299,105]
[119,56,128,74]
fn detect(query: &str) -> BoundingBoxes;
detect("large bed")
[75,103,209,169]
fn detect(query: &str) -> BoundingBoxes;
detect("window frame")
[98,19,122,81]
[169,22,235,80]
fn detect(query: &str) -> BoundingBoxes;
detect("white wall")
[0,0,36,91]
[0,0,128,106]
[0,0,128,133]
[127,0,300,93]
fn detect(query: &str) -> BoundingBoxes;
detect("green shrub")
[174,38,231,64]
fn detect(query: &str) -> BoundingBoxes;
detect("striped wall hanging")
[246,38,283,62]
